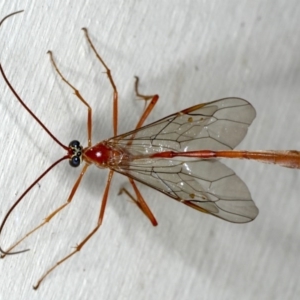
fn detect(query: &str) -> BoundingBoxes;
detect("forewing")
[114,158,258,223]
[109,98,256,154]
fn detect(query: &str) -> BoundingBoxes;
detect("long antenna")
[0,10,68,150]
[0,10,24,26]
[0,11,71,255]
[0,156,69,255]
[0,64,69,150]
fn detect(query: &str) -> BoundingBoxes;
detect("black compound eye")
[69,140,80,148]
[69,156,81,167]
[69,140,82,167]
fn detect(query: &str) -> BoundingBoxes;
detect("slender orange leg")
[48,51,92,146]
[81,30,158,225]
[82,28,119,137]
[126,77,159,144]
[1,164,90,258]
[132,76,159,130]
[33,169,114,290]
[119,77,159,225]
[119,179,158,226]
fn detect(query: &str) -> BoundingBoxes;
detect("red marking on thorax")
[83,142,123,167]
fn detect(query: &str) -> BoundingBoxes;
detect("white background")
[0,1,300,299]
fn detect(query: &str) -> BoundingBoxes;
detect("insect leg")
[0,164,90,259]
[118,79,158,225]
[132,76,159,130]
[82,28,119,136]
[33,169,114,290]
[134,76,156,101]
[125,77,159,145]
[47,51,93,146]
[119,179,157,226]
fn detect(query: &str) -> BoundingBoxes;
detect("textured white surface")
[0,1,300,299]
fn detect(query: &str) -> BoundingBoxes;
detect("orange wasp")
[1,11,299,289]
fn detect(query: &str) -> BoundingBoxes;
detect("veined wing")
[113,157,258,223]
[109,98,256,154]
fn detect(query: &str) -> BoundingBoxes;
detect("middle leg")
[121,77,159,225]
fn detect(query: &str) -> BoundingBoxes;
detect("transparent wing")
[110,98,258,223]
[114,157,258,223]
[109,98,256,154]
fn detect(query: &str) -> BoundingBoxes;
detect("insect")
[1,10,300,289]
